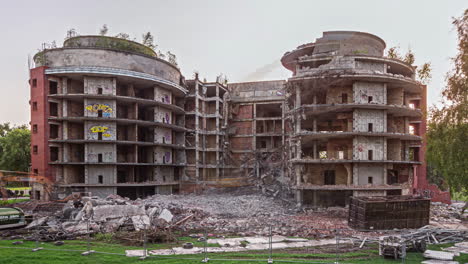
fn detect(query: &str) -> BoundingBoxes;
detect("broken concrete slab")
[125,249,148,257]
[158,209,173,222]
[131,215,150,231]
[423,250,456,261]
[26,217,48,229]
[421,260,459,264]
[92,205,145,221]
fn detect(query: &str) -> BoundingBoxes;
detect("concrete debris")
[431,202,467,223]
[158,209,173,223]
[4,189,468,243]
[26,217,48,229]
[423,250,456,261]
[421,261,459,264]
[125,250,148,257]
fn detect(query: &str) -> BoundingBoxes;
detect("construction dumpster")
[348,195,430,230]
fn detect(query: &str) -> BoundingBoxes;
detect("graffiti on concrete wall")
[85,104,113,117]
[90,126,112,138]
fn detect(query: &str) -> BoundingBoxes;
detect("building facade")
[30,31,444,205]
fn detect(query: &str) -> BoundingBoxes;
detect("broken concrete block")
[131,215,150,231]
[421,260,459,264]
[125,249,147,257]
[158,209,173,222]
[26,217,48,229]
[92,205,145,221]
[102,218,126,233]
[423,250,456,261]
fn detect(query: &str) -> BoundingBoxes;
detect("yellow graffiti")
[103,133,111,137]
[90,126,109,133]
[85,104,113,113]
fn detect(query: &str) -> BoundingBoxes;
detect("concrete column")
[195,82,200,181]
[383,164,388,185]
[215,85,220,180]
[313,118,317,132]
[62,77,68,94]
[253,103,256,150]
[313,141,317,159]
[296,189,303,206]
[313,94,317,105]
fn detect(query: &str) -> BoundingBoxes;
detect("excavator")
[0,170,54,201]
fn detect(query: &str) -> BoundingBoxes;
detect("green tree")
[387,46,402,59]
[427,9,468,194]
[99,24,108,36]
[0,126,30,172]
[142,32,156,50]
[404,48,415,65]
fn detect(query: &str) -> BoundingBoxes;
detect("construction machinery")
[0,170,53,201]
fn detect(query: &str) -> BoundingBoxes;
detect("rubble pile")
[3,191,467,242]
[12,191,364,239]
[431,202,468,223]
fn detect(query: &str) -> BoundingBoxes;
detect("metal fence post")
[335,228,339,264]
[81,218,94,256]
[140,224,148,260]
[201,228,209,263]
[32,226,43,252]
[268,225,273,264]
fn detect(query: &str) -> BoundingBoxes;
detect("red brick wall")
[30,67,55,181]
[236,105,253,119]
[413,85,450,203]
[230,137,252,150]
[231,121,252,135]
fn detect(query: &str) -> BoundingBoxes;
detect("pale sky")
[0,0,465,125]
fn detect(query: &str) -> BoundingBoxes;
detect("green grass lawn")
[0,239,466,264]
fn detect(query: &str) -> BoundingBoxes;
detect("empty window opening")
[97,110,103,117]
[368,123,373,132]
[409,103,415,109]
[97,88,103,95]
[49,81,58,94]
[49,124,59,139]
[368,176,373,184]
[260,140,267,148]
[368,150,373,160]
[98,154,103,162]
[324,170,336,185]
[341,93,348,104]
[98,175,103,184]
[50,147,59,162]
[32,79,37,87]
[33,169,38,175]
[368,96,373,103]
[98,132,103,140]
[49,102,58,116]
[409,125,415,135]
[32,102,38,111]
[32,124,38,134]
[33,145,38,154]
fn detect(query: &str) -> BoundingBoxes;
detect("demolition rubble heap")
[28,30,445,207]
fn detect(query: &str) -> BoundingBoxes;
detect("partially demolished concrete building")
[30,31,442,206]
[282,31,426,206]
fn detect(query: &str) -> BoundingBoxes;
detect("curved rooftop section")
[63,36,157,57]
[34,36,183,90]
[282,31,387,71]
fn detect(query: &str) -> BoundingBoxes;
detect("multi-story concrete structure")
[281,31,426,206]
[30,31,443,205]
[30,36,187,199]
